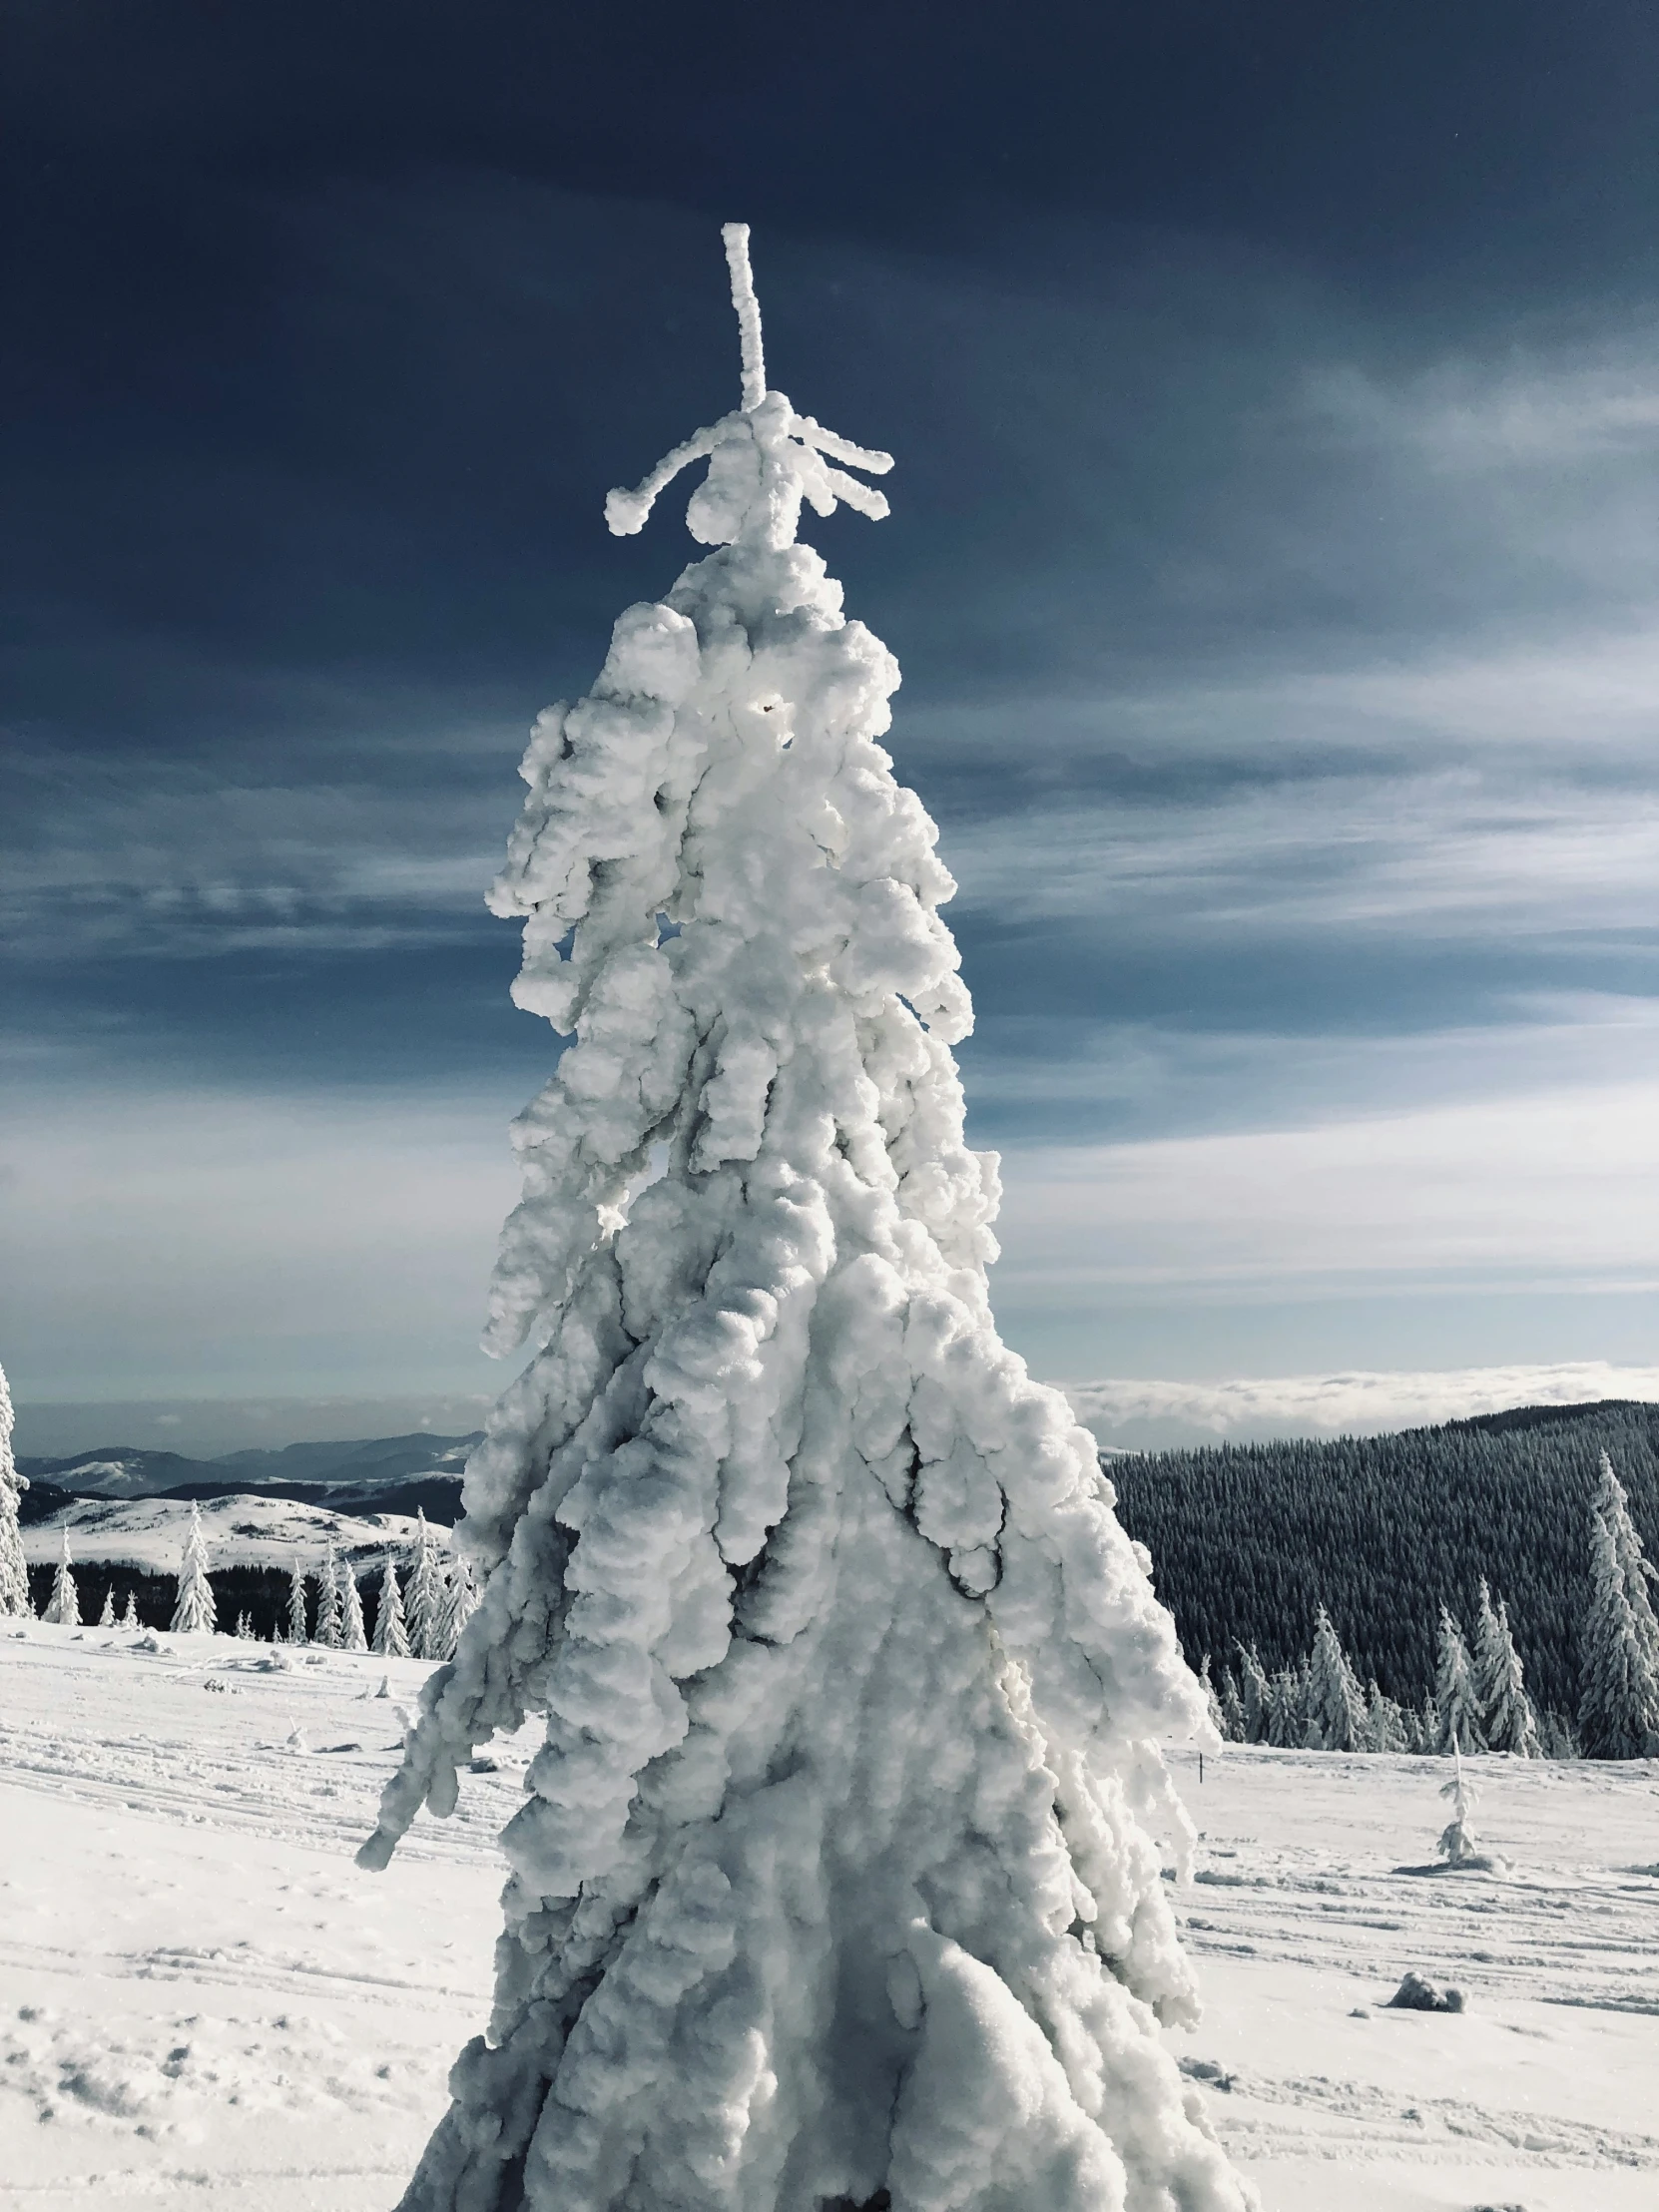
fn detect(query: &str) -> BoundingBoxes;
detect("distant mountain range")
[14,1430,481,1527]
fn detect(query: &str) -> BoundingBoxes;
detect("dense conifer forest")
[1110,1399,1659,1719]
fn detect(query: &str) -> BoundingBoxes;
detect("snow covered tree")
[1578,1459,1659,1760]
[118,1590,138,1631]
[98,1587,115,1627]
[1537,1707,1580,1761]
[1432,1606,1483,1753]
[43,1527,80,1626]
[373,1558,411,1658]
[1435,1744,1483,1867]
[1198,1653,1224,1736]
[1472,1585,1539,1757]
[235,1609,254,1639]
[1303,1604,1367,1752]
[403,1509,447,1660]
[1235,1643,1270,1744]
[1217,1662,1246,1744]
[1265,1665,1302,1746]
[359,226,1247,2212]
[1597,1450,1659,1665]
[340,1562,368,1652]
[431,1553,479,1661]
[314,1542,343,1649]
[1363,1680,1407,1754]
[170,1502,218,1634]
[286,1565,309,1644]
[0,1360,31,1619]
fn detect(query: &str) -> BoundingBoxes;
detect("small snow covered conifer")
[1435,1744,1483,1866]
[314,1542,343,1649]
[1217,1662,1246,1743]
[403,1510,447,1660]
[1537,1707,1580,1761]
[1198,1653,1225,1735]
[286,1565,309,1644]
[1578,1456,1659,1760]
[119,1590,138,1631]
[1364,1680,1407,1754]
[1265,1666,1302,1746]
[1473,1585,1539,1757]
[1304,1604,1367,1752]
[1432,1607,1483,1754]
[1235,1643,1270,1743]
[431,1553,478,1661]
[235,1609,254,1639]
[98,1587,115,1627]
[0,1361,31,1619]
[1598,1451,1659,1667]
[45,1527,80,1627]
[360,226,1246,2212]
[340,1562,368,1652]
[374,1559,411,1657]
[170,1502,218,1634]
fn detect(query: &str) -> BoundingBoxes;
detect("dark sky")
[4,1,1658,1438]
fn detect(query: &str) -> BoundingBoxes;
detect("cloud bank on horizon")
[14,1362,1656,1468]
[1065,1363,1659,1447]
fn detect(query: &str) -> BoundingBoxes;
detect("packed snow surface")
[2,1625,1656,2211]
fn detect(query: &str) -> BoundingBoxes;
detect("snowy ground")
[1164,1744,1659,2211]
[2,1626,1655,2211]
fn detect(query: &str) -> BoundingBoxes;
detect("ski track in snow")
[1164,1744,1659,2210]
[2,1627,1656,2211]
[0,1624,533,2211]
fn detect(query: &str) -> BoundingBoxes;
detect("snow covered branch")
[603,226,894,550]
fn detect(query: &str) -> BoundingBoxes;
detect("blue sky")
[3,3,1658,1439]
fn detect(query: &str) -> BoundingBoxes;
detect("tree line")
[1110,1401,1659,1758]
[8,1499,478,1660]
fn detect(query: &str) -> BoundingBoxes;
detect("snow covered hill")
[1,1623,1654,2211]
[21,1492,440,1576]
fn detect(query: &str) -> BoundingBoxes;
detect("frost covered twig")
[603,224,892,550]
[722,221,766,410]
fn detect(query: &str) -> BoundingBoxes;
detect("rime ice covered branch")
[603,223,893,550]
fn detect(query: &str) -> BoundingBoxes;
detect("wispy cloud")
[992,1078,1659,1301]
[1308,349,1659,470]
[2,742,509,960]
[942,762,1659,939]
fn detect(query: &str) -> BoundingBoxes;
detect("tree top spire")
[722,222,766,412]
[604,224,893,551]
